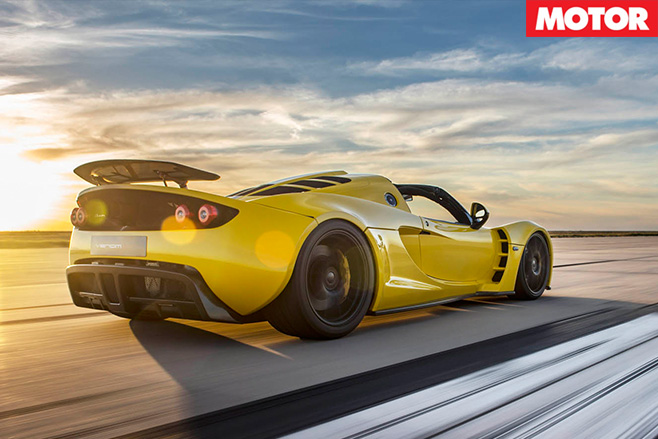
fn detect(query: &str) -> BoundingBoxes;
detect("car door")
[418,217,496,282]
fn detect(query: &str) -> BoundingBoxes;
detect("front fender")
[500,221,554,288]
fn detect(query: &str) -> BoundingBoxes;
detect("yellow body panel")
[70,184,317,315]
[419,219,495,282]
[69,173,552,318]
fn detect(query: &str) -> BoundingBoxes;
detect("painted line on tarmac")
[0,386,150,420]
[0,311,107,325]
[0,281,67,288]
[0,303,73,312]
[554,254,658,268]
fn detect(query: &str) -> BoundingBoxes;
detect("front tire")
[265,220,375,339]
[510,232,550,300]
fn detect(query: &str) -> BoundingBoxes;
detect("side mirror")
[402,194,413,202]
[470,202,489,230]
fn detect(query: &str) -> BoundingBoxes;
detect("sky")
[0,0,657,230]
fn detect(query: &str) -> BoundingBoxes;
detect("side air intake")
[492,229,510,283]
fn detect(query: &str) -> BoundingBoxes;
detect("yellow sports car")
[67,159,553,339]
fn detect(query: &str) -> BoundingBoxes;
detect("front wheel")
[509,232,551,300]
[265,220,376,339]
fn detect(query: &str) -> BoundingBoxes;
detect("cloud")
[0,1,284,68]
[350,39,658,77]
[10,76,658,168]
[537,39,658,73]
[351,49,502,75]
[23,147,85,161]
[3,67,656,230]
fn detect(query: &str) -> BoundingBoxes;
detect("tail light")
[71,207,87,227]
[175,204,192,223]
[198,204,218,226]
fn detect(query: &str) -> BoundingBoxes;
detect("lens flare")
[255,230,295,269]
[161,215,197,245]
[85,199,108,226]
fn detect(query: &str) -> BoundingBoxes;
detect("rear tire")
[509,232,550,300]
[265,220,375,339]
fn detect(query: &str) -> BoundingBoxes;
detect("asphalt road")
[1,237,657,438]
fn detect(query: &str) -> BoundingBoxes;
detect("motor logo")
[526,1,658,36]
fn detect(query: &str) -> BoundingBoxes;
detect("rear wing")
[74,159,220,188]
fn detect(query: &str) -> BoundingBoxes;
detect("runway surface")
[1,237,657,438]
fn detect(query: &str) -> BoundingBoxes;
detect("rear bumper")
[66,262,245,323]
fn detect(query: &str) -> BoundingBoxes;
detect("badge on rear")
[90,236,148,257]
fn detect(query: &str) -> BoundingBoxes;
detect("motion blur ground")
[1,237,657,438]
[288,313,658,438]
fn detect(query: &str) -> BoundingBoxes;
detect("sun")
[0,152,65,230]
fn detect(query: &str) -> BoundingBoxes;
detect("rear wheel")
[510,232,550,300]
[265,220,375,339]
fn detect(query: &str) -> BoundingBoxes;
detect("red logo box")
[527,0,658,36]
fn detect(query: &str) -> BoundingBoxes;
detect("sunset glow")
[0,1,656,230]
[0,141,76,231]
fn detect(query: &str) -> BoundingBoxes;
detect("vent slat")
[288,179,335,189]
[314,175,351,184]
[253,186,309,196]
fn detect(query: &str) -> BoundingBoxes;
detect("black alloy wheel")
[510,232,551,300]
[265,220,375,339]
